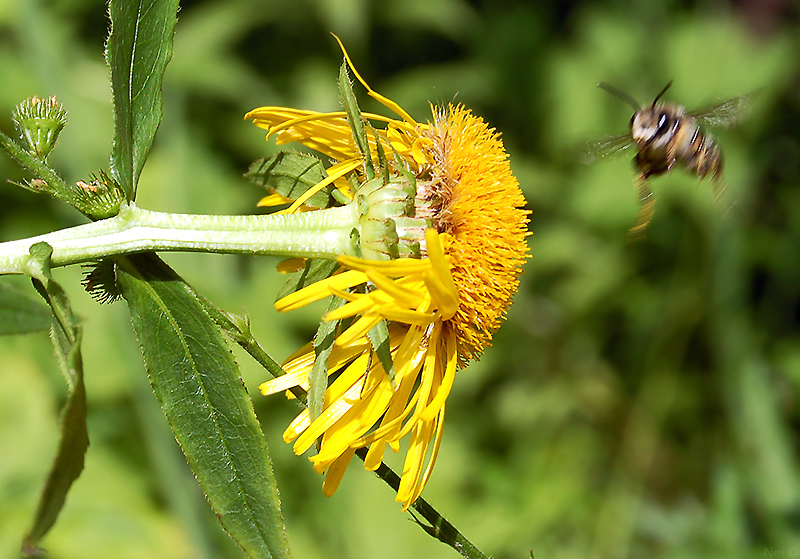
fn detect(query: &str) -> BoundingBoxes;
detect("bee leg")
[710,174,737,220]
[710,172,729,202]
[628,173,656,241]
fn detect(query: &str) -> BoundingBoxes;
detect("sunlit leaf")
[106,0,179,199]
[116,254,290,559]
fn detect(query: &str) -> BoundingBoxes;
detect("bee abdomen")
[678,125,723,180]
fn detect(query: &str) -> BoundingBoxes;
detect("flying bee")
[586,81,754,237]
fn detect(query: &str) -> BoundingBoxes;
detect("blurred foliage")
[1,0,799,558]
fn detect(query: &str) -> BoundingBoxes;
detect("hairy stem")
[0,201,359,275]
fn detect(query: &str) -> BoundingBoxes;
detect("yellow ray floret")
[260,231,460,508]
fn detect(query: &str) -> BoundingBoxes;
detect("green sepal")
[116,253,290,559]
[345,168,361,194]
[369,122,390,185]
[338,61,373,182]
[245,152,344,209]
[20,243,89,557]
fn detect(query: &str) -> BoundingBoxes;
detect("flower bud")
[73,170,126,220]
[12,96,68,159]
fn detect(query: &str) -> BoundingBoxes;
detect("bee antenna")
[652,80,673,105]
[597,82,641,111]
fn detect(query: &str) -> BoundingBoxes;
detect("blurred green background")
[0,0,798,558]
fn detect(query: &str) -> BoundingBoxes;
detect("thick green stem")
[0,201,360,275]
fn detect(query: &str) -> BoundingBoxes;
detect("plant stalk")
[0,201,359,275]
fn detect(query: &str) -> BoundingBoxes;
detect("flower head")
[247,40,530,509]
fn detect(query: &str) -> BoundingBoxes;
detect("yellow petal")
[276,258,307,273]
[259,369,307,396]
[323,293,375,321]
[332,33,418,126]
[334,313,382,347]
[321,447,356,496]
[397,419,435,509]
[423,230,459,319]
[409,407,445,507]
[275,269,366,312]
[293,380,364,455]
[372,306,436,326]
[365,269,427,310]
[338,254,431,276]
[257,193,294,207]
[419,329,457,422]
[283,409,311,443]
[284,158,361,214]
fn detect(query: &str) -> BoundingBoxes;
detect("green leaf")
[21,243,88,556]
[106,0,179,199]
[245,152,348,208]
[0,280,52,334]
[116,254,290,559]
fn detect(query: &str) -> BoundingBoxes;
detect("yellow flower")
[246,41,530,509]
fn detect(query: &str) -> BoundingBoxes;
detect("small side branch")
[355,448,489,559]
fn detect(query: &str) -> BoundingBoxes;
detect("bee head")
[631,103,684,148]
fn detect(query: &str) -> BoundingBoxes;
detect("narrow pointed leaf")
[339,62,373,181]
[21,243,88,556]
[106,0,179,199]
[116,254,290,559]
[368,122,390,185]
[367,318,395,383]
[309,296,346,420]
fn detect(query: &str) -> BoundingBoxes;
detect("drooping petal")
[249,47,529,511]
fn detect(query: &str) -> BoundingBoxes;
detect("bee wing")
[689,90,759,129]
[581,133,634,165]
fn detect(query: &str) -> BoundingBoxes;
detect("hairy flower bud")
[12,96,68,159]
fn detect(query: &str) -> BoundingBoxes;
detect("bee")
[586,81,754,237]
